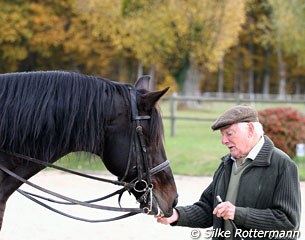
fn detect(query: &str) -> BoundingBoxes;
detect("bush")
[258,107,305,158]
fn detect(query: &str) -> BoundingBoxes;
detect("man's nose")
[221,135,228,145]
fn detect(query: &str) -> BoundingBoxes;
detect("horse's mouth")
[154,205,165,217]
[141,202,164,217]
[139,193,177,217]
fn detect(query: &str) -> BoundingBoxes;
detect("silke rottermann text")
[205,228,301,239]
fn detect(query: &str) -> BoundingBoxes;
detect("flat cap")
[211,105,259,130]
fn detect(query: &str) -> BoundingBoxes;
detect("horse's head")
[102,76,178,217]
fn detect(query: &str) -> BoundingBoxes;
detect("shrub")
[258,107,305,158]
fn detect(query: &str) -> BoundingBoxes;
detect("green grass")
[163,120,227,176]
[57,152,107,171]
[295,157,305,180]
[56,101,305,180]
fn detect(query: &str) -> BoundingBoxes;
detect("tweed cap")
[211,105,259,130]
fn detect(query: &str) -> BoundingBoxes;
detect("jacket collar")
[221,135,274,167]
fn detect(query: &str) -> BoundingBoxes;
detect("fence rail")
[162,92,305,137]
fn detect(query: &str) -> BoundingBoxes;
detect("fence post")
[170,92,177,137]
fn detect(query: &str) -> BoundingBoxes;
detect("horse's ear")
[141,87,170,109]
[135,75,151,90]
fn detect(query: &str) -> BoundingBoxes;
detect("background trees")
[0,0,304,95]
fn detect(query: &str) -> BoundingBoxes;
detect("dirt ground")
[1,171,304,240]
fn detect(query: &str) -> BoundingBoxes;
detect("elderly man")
[156,105,301,240]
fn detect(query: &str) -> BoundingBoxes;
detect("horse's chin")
[155,207,172,218]
[155,199,174,217]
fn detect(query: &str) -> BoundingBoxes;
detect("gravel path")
[1,171,304,240]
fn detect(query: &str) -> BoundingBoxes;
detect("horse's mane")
[0,71,130,160]
[0,71,164,161]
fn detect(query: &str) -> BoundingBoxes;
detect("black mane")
[0,71,130,160]
[0,71,165,162]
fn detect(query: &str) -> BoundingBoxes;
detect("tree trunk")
[262,47,271,99]
[181,59,202,107]
[247,15,256,102]
[248,38,255,101]
[217,56,224,98]
[117,56,129,83]
[234,49,244,94]
[137,60,143,78]
[295,76,301,95]
[276,44,286,99]
[148,65,156,90]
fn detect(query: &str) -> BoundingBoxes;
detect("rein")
[0,86,170,222]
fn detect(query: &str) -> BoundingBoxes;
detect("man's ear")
[247,122,255,138]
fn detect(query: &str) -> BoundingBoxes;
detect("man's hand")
[155,208,179,225]
[213,201,235,220]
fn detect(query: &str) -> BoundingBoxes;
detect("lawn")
[57,101,305,180]
[163,119,226,176]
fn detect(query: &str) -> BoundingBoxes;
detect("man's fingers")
[213,201,235,220]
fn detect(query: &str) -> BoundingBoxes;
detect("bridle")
[0,86,170,222]
[119,86,170,215]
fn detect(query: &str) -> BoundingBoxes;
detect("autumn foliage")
[0,0,246,77]
[258,107,305,158]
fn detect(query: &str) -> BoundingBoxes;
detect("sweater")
[224,158,252,240]
[173,136,301,240]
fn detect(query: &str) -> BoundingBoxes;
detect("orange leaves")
[27,3,66,57]
[0,0,246,78]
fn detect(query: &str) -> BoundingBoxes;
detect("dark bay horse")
[0,71,178,229]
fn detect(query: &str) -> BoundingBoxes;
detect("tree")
[79,0,246,93]
[62,0,121,76]
[0,1,30,72]
[0,0,74,72]
[265,0,305,97]
[1,0,303,95]
[170,0,246,95]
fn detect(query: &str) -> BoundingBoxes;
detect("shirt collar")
[231,136,265,162]
[247,136,265,160]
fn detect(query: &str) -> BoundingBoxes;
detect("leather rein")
[0,87,170,222]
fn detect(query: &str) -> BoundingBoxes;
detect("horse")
[0,71,178,229]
